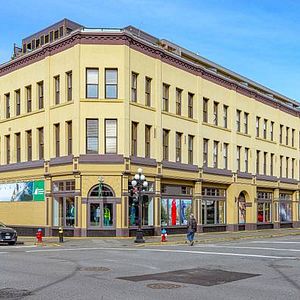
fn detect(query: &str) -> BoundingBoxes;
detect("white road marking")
[250,241,300,244]
[0,245,38,249]
[0,252,8,254]
[25,247,298,260]
[195,245,300,252]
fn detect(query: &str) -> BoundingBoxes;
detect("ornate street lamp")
[131,168,148,243]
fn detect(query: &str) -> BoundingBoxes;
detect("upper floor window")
[286,127,289,145]
[5,93,10,118]
[188,93,194,118]
[176,88,182,115]
[162,83,169,112]
[105,69,118,99]
[256,117,260,137]
[163,129,169,160]
[15,89,21,116]
[86,119,98,154]
[245,147,249,173]
[66,71,72,101]
[86,68,98,99]
[223,143,228,169]
[188,135,194,164]
[26,85,32,113]
[263,119,267,139]
[131,72,138,102]
[16,133,21,163]
[105,119,117,154]
[279,125,283,143]
[203,98,208,122]
[37,81,44,109]
[256,150,260,174]
[263,152,267,175]
[54,123,60,157]
[145,77,152,106]
[203,138,209,167]
[213,102,218,126]
[213,141,219,168]
[26,130,32,161]
[176,132,182,162]
[66,121,72,155]
[270,153,274,176]
[38,127,44,160]
[145,125,151,158]
[5,135,10,164]
[236,146,241,171]
[223,105,228,128]
[292,129,295,147]
[236,110,241,132]
[131,122,138,156]
[54,75,60,105]
[244,112,249,134]
[270,121,274,141]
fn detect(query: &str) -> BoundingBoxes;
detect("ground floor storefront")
[0,157,299,236]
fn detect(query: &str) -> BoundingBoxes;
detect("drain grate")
[0,288,32,299]
[147,283,181,289]
[79,266,110,272]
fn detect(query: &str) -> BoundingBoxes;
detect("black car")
[0,222,17,245]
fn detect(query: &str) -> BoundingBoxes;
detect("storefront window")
[279,193,292,222]
[90,203,100,226]
[238,193,246,224]
[53,197,75,227]
[103,203,113,226]
[161,198,192,226]
[129,195,154,226]
[257,192,272,223]
[66,197,75,227]
[202,200,225,225]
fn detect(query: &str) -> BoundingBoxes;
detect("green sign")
[33,180,45,201]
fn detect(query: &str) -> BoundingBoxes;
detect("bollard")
[58,227,64,243]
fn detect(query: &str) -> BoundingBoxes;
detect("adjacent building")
[0,19,299,236]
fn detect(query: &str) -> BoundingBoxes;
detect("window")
[256,117,260,137]
[223,143,228,169]
[292,129,295,147]
[59,26,64,37]
[203,98,208,122]
[245,148,249,173]
[66,71,72,101]
[280,155,283,177]
[38,127,44,160]
[37,81,44,109]
[188,93,194,118]
[105,119,117,154]
[5,93,10,118]
[270,121,274,141]
[292,158,295,179]
[176,132,182,162]
[15,89,21,116]
[213,141,219,168]
[203,139,209,167]
[66,121,72,155]
[145,77,152,106]
[188,135,194,164]
[286,127,289,145]
[86,68,98,98]
[162,83,169,112]
[163,129,169,160]
[257,202,271,223]
[236,110,241,132]
[176,88,182,115]
[86,119,98,154]
[26,85,32,112]
[131,122,138,156]
[145,125,151,158]
[263,119,268,139]
[237,146,241,171]
[53,197,76,228]
[5,135,10,164]
[286,157,289,178]
[105,69,118,99]
[270,153,274,176]
[263,152,267,175]
[54,30,59,40]
[223,105,228,128]
[213,102,218,125]
[244,113,249,134]
[40,35,44,45]
[54,75,60,104]
[280,125,283,143]
[54,123,60,157]
[256,150,260,174]
[15,133,21,163]
[27,130,32,161]
[45,34,49,43]
[131,72,138,102]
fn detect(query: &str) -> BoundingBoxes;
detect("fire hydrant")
[161,228,167,242]
[58,227,64,243]
[36,228,43,244]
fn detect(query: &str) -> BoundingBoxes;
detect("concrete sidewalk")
[17,228,300,247]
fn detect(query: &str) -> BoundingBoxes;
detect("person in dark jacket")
[187,213,197,246]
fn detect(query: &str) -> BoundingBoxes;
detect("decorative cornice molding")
[0,160,44,173]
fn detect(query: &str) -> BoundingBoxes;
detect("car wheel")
[8,241,16,246]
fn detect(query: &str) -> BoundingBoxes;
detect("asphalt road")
[1,236,300,300]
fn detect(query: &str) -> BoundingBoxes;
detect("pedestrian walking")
[187,213,197,246]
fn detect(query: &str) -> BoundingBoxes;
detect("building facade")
[0,19,299,236]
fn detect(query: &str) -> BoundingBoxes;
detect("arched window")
[88,184,114,197]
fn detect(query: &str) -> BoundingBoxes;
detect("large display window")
[279,193,292,222]
[201,188,226,225]
[53,197,75,227]
[257,192,272,223]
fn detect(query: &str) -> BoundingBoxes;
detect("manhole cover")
[0,288,32,299]
[147,283,181,289]
[79,267,110,272]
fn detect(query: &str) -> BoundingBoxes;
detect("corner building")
[0,19,299,237]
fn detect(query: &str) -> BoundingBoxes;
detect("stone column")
[273,188,280,229]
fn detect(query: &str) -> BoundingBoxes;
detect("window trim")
[105,68,118,99]
[86,68,99,99]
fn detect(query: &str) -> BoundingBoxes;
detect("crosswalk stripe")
[195,245,300,252]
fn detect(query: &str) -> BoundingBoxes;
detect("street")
[1,235,300,300]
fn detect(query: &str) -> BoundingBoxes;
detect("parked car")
[0,222,17,245]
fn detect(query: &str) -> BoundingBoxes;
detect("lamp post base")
[134,229,145,243]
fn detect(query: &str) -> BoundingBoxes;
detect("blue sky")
[1,0,299,101]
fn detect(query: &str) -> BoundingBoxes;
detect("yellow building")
[0,19,299,237]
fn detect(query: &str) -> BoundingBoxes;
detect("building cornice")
[0,30,299,117]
